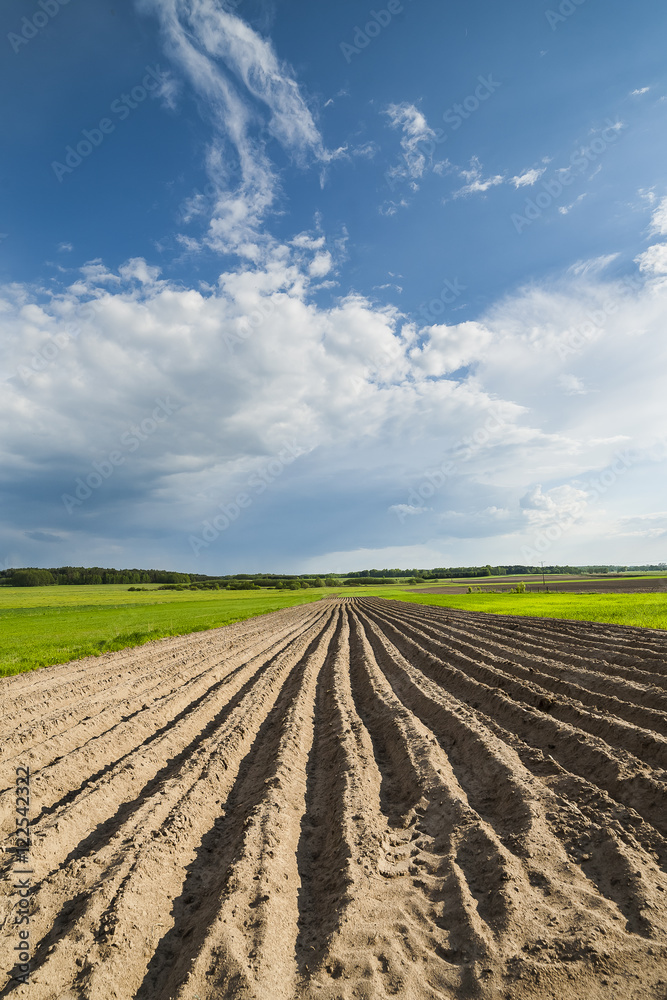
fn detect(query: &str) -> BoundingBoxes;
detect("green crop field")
[0,585,326,676]
[385,589,667,631]
[1,582,666,677]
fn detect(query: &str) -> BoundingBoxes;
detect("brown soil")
[1,598,666,999]
[420,577,667,594]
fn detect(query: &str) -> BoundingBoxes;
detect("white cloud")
[638,186,657,206]
[615,512,667,538]
[379,199,409,216]
[388,504,430,517]
[384,102,439,182]
[155,69,181,110]
[79,260,121,284]
[291,233,325,250]
[635,243,667,275]
[138,0,326,255]
[382,103,448,199]
[568,254,619,277]
[452,157,504,198]
[558,194,587,215]
[176,234,203,253]
[649,196,667,236]
[118,258,162,285]
[309,251,333,277]
[409,321,493,375]
[510,167,545,188]
[351,141,379,159]
[520,484,589,528]
[4,247,667,568]
[630,87,650,96]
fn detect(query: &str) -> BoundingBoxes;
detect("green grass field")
[1,583,666,677]
[0,585,325,676]
[387,590,667,631]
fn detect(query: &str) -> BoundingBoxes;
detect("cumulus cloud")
[520,484,589,528]
[635,243,667,275]
[4,244,667,569]
[308,251,333,278]
[408,321,493,376]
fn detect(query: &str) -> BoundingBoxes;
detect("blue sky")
[2,0,667,573]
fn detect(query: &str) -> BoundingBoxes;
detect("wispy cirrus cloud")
[634,196,667,275]
[383,102,448,190]
[452,156,504,198]
[648,195,667,236]
[137,0,327,256]
[568,254,620,277]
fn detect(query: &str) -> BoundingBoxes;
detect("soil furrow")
[1,608,336,999]
[353,606,667,944]
[372,599,667,675]
[364,601,667,766]
[0,606,322,762]
[133,606,342,1000]
[0,608,324,825]
[376,602,667,725]
[358,602,667,835]
[2,597,666,1000]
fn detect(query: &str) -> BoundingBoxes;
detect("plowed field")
[1,597,666,999]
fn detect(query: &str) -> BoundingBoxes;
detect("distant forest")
[1,564,665,588]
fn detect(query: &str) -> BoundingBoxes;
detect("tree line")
[1,567,191,587]
[1,563,663,588]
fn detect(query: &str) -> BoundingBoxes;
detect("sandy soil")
[1,597,666,999]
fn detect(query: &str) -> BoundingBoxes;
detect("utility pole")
[541,561,546,590]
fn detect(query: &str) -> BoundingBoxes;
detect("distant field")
[389,589,667,631]
[2,580,667,675]
[415,572,667,594]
